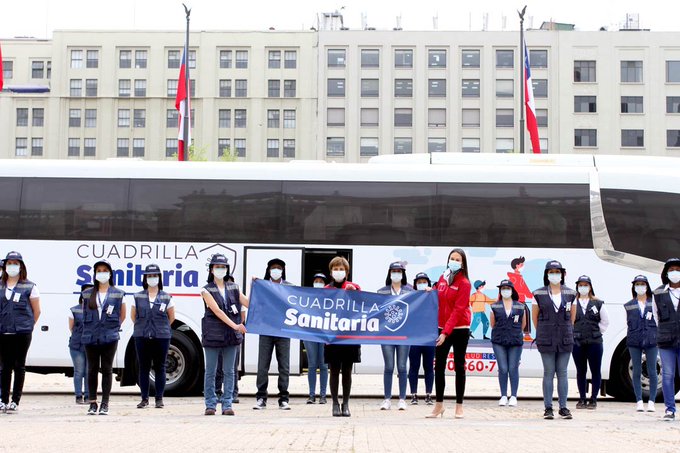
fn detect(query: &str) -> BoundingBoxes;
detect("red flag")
[175,49,191,161]
[0,43,4,91]
[524,43,541,154]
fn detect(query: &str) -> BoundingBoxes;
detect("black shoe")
[559,408,572,419]
[543,407,554,419]
[76,396,85,405]
[576,399,587,409]
[410,394,418,405]
[587,399,597,410]
[332,402,341,417]
[137,399,149,409]
[216,391,223,398]
[155,399,164,409]
[425,394,434,405]
[205,408,216,416]
[99,402,109,415]
[306,396,316,404]
[483,335,491,340]
[233,395,240,404]
[341,402,351,417]
[319,396,327,405]
[663,411,675,421]
[87,402,98,415]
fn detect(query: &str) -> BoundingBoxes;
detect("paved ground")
[1,374,679,452]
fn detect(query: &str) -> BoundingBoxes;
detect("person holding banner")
[324,256,361,417]
[408,272,435,406]
[428,249,472,419]
[304,273,329,404]
[377,262,413,411]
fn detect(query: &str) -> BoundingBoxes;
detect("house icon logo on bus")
[199,243,238,274]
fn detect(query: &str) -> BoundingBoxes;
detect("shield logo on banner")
[383,300,409,332]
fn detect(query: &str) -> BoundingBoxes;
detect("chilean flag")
[524,43,541,154]
[174,49,191,161]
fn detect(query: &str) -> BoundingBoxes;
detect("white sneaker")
[636,400,644,412]
[252,398,266,410]
[7,402,17,412]
[398,399,407,411]
[647,401,656,412]
[508,396,518,407]
[0,402,6,413]
[380,399,391,410]
[498,396,508,406]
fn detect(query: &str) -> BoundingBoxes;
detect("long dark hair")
[631,281,653,300]
[384,267,408,287]
[447,248,469,280]
[207,264,231,283]
[142,274,164,291]
[88,263,114,310]
[1,260,28,284]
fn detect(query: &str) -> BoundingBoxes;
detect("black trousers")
[0,333,32,405]
[85,342,118,404]
[434,328,470,404]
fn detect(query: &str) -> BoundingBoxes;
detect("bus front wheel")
[149,329,203,396]
[609,343,678,402]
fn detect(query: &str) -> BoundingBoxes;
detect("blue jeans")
[69,348,89,399]
[408,345,435,394]
[492,344,522,397]
[382,344,410,399]
[659,347,680,413]
[540,351,571,409]
[204,346,238,410]
[629,346,658,402]
[471,312,490,338]
[303,340,328,398]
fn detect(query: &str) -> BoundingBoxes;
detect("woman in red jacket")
[427,248,472,419]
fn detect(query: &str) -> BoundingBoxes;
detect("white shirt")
[578,297,609,333]
[653,286,680,324]
[550,292,562,312]
[5,285,40,301]
[201,286,229,306]
[97,291,108,317]
[147,293,175,309]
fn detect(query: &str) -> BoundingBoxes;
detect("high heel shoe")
[341,402,351,417]
[426,402,445,418]
[332,402,341,417]
[455,403,464,419]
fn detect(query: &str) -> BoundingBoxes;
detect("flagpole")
[182,3,191,161]
[518,5,526,154]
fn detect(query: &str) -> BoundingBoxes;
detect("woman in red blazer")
[427,248,472,419]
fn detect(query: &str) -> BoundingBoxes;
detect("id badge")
[230,304,238,315]
[13,293,21,303]
[106,305,114,315]
[159,303,167,312]
[513,314,520,323]
[566,302,572,311]
[591,306,599,315]
[646,312,653,320]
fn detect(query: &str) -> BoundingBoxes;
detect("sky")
[1,0,677,39]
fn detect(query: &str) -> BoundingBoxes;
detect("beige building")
[2,28,680,161]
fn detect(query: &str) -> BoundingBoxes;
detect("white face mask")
[547,273,562,285]
[578,286,590,296]
[390,272,402,283]
[448,260,462,272]
[332,270,346,282]
[634,285,647,296]
[5,264,20,278]
[147,277,160,288]
[500,289,513,299]
[313,282,325,288]
[416,283,429,291]
[668,270,680,284]
[213,268,227,280]
[270,268,283,280]
[95,272,110,284]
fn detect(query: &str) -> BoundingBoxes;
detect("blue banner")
[246,280,438,346]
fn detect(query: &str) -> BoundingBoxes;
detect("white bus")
[0,153,677,400]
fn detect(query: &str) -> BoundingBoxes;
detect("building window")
[667,96,680,113]
[620,60,643,83]
[360,137,379,157]
[574,96,597,113]
[268,50,281,69]
[428,108,446,127]
[16,108,28,127]
[235,79,247,97]
[166,109,178,128]
[118,109,130,127]
[394,49,413,68]
[326,137,345,157]
[361,78,379,97]
[235,50,248,68]
[535,138,549,153]
[328,78,345,97]
[267,139,280,157]
[496,138,514,153]
[428,137,446,153]
[462,49,480,68]
[283,80,296,98]
[496,49,514,68]
[46,61,51,79]
[532,79,547,98]
[496,79,514,98]
[268,80,280,97]
[284,50,297,69]
[428,49,447,68]
[394,78,413,97]
[84,109,97,128]
[217,138,231,157]
[70,50,83,69]
[69,109,81,127]
[361,49,380,68]
[2,60,13,80]
[361,108,379,127]
[70,79,82,97]
[15,138,28,157]
[621,96,643,113]
[85,79,98,97]
[267,110,280,128]
[134,79,146,97]
[31,61,44,79]
[219,79,232,97]
[86,50,99,68]
[31,138,43,156]
[165,139,178,157]
[132,138,145,157]
[462,79,480,97]
[622,129,644,147]
[283,138,295,157]
[496,108,514,127]
[83,138,96,157]
[219,50,232,68]
[574,60,596,82]
[133,109,146,128]
[394,137,413,154]
[575,129,597,147]
[536,109,548,127]
[462,108,480,127]
[168,50,181,69]
[283,110,296,128]
[167,80,178,97]
[188,50,197,69]
[68,138,80,157]
[462,138,480,153]
[667,61,680,83]
[234,138,246,157]
[219,109,231,128]
[134,50,147,68]
[394,108,413,127]
[327,49,346,68]
[118,79,132,97]
[428,79,446,97]
[117,138,129,157]
[32,108,44,127]
[667,130,680,147]
[327,108,345,126]
[530,50,548,68]
[234,109,247,128]
[119,50,132,68]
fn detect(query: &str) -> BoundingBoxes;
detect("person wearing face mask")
[324,256,361,417]
[68,284,93,405]
[201,254,249,416]
[81,259,126,415]
[0,252,41,413]
[131,264,175,409]
[427,248,472,420]
[302,273,329,405]
[532,260,577,420]
[408,272,435,405]
[624,275,658,413]
[572,275,608,410]
[377,262,413,411]
[253,258,293,411]
[489,280,526,407]
[653,258,680,421]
